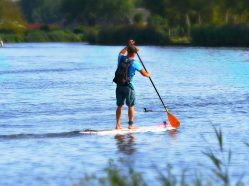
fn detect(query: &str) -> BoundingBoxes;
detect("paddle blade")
[168,112,180,128]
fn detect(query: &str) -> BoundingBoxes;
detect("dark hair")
[127,45,138,54]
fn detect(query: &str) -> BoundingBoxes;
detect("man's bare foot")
[115,126,123,130]
[128,125,137,129]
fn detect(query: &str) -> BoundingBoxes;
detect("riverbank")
[1,24,249,47]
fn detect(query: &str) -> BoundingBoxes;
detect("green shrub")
[94,25,170,45]
[73,25,87,34]
[78,159,147,186]
[0,29,16,34]
[133,13,144,25]
[47,30,81,42]
[0,33,24,42]
[25,30,50,42]
[84,27,99,44]
[24,30,81,42]
[40,25,50,32]
[191,24,249,47]
[148,14,168,28]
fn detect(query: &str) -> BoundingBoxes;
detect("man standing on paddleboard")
[114,40,150,130]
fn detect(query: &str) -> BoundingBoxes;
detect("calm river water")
[0,43,249,185]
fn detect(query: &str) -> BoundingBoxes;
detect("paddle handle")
[136,52,169,114]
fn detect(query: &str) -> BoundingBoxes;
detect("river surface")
[0,43,249,185]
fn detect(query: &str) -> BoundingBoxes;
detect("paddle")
[136,52,180,128]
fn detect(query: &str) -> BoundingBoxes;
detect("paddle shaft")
[136,53,169,114]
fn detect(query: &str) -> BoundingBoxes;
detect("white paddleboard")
[80,123,175,135]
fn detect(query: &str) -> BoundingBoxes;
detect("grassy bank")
[191,24,249,47]
[77,127,248,186]
[0,29,81,43]
[1,24,249,47]
[87,25,170,45]
[0,25,170,45]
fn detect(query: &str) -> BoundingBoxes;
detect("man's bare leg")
[116,105,123,129]
[128,106,136,129]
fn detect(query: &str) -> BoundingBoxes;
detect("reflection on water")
[0,130,81,140]
[167,129,178,138]
[114,130,178,156]
[115,134,136,155]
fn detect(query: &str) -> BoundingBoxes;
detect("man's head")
[127,39,138,57]
[128,39,135,46]
[127,45,138,54]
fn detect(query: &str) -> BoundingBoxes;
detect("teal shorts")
[116,85,135,106]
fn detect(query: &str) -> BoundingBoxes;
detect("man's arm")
[140,69,150,77]
[119,47,127,55]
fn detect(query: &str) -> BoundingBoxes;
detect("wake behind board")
[80,123,175,135]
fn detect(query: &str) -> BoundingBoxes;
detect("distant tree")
[220,0,249,24]
[148,14,168,28]
[143,0,187,36]
[133,12,144,25]
[19,0,63,24]
[143,0,249,36]
[61,0,135,26]
[0,0,27,35]
[188,0,215,25]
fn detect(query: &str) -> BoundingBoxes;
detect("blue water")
[0,43,249,185]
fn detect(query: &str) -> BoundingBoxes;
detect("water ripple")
[0,131,81,140]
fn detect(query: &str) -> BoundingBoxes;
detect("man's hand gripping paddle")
[136,52,180,128]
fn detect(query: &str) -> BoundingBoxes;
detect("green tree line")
[1,0,249,45]
[143,0,249,35]
[0,0,26,34]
